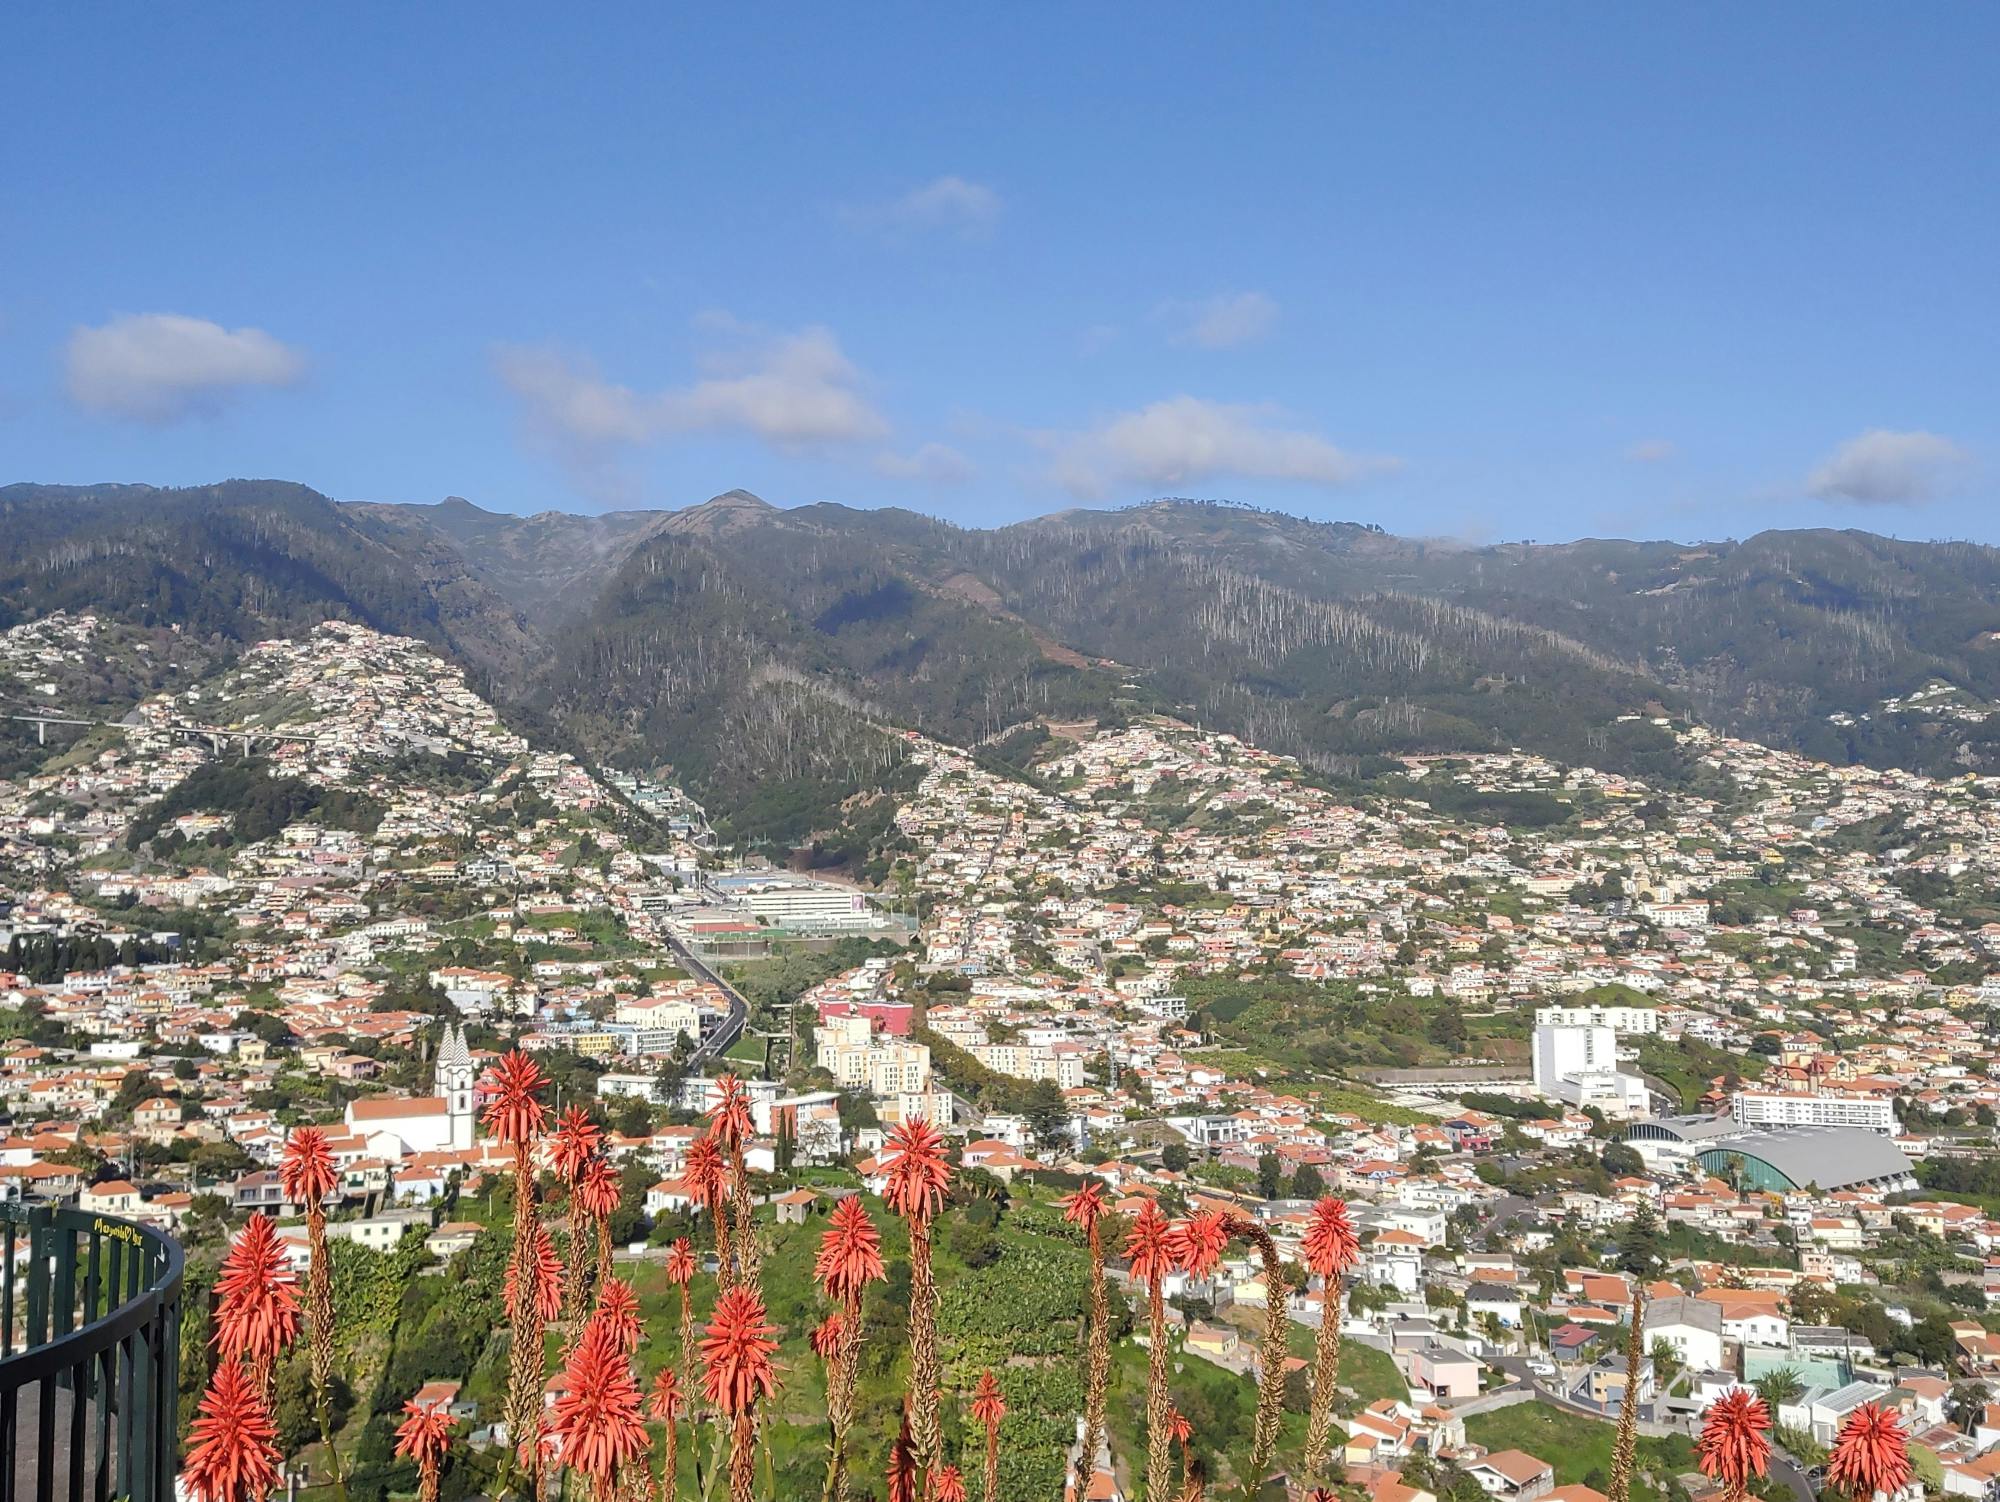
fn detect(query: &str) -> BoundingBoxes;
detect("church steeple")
[436,1023,475,1150]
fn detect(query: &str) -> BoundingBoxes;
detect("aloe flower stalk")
[1125,1200,1178,1502]
[549,1318,650,1502]
[394,1397,458,1502]
[699,1285,780,1502]
[969,1371,1007,1502]
[1299,1195,1360,1486]
[1608,1289,1648,1502]
[279,1127,341,1452]
[883,1117,953,1473]
[683,1135,732,1292]
[1061,1183,1111,1502]
[481,1048,552,1497]
[708,1074,758,1284]
[649,1367,686,1502]
[212,1213,301,1397]
[813,1195,887,1502]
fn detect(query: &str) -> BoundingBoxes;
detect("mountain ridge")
[5,479,1998,850]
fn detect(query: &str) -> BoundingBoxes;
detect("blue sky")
[5,5,1996,541]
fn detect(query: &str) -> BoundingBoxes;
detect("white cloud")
[1046,396,1398,500]
[1807,428,1969,505]
[1162,291,1279,350]
[497,323,886,450]
[1626,437,1677,463]
[874,442,974,487]
[847,175,1003,239]
[493,322,888,506]
[65,313,305,422]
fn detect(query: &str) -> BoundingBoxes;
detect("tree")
[1160,1141,1190,1174]
[1291,1163,1326,1199]
[1257,1152,1283,1201]
[1022,1080,1072,1153]
[1617,1203,1662,1276]
[1427,1002,1468,1051]
[1948,1381,1991,1432]
[1755,1368,1805,1409]
[1601,1142,1645,1178]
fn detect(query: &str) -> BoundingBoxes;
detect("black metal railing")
[0,1204,184,1502]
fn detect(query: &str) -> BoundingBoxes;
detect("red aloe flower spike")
[1697,1388,1773,1502]
[183,1360,282,1502]
[882,1119,952,1227]
[814,1195,887,1304]
[594,1276,644,1355]
[550,1106,604,1184]
[212,1213,301,1380]
[809,1311,846,1362]
[1060,1181,1105,1233]
[395,1397,458,1502]
[1169,1207,1232,1279]
[1827,1402,1913,1501]
[547,1321,649,1491]
[278,1126,338,1206]
[664,1236,697,1287]
[707,1074,755,1152]
[479,1049,550,1148]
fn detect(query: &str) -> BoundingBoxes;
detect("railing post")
[24,1209,50,1352]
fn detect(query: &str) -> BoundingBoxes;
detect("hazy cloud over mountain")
[1808,428,1968,506]
[1046,395,1396,499]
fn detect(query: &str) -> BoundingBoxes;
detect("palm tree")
[548,1318,650,1502]
[709,1074,758,1283]
[649,1367,687,1502]
[212,1214,301,1396]
[394,1398,458,1502]
[1300,1195,1360,1487]
[183,1359,283,1502]
[969,1371,1007,1502]
[280,1125,343,1489]
[883,1117,953,1473]
[684,1135,733,1291]
[1827,1403,1913,1502]
[1060,1182,1110,1497]
[699,1285,780,1502]
[1124,1200,1179,1502]
[1756,1368,1806,1411]
[480,1048,552,1497]
[1607,1288,1648,1502]
[1697,1388,1772,1502]
[814,1195,887,1502]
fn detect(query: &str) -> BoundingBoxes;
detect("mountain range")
[5,478,1998,856]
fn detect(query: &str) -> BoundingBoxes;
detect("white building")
[341,1024,475,1156]
[1534,1004,1659,1035]
[1533,1023,1652,1118]
[1732,1090,1896,1137]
